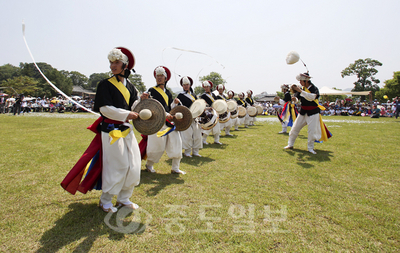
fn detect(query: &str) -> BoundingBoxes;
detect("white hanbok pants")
[288,113,321,151]
[100,130,141,204]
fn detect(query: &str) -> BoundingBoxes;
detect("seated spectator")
[370,105,380,118]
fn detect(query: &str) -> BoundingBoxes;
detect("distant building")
[255,92,277,103]
[72,86,96,99]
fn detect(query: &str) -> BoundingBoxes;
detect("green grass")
[1,113,399,252]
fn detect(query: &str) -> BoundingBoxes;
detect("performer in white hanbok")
[144,66,186,174]
[200,81,222,145]
[215,84,232,136]
[95,47,142,213]
[227,90,239,131]
[284,73,331,154]
[237,92,248,128]
[177,76,203,157]
[245,90,256,126]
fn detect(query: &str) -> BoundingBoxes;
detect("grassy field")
[0,113,399,252]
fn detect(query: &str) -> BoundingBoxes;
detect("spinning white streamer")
[162,47,225,86]
[22,21,100,116]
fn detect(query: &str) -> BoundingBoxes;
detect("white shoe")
[171,169,186,175]
[192,153,202,157]
[308,149,317,155]
[225,133,233,136]
[99,201,118,213]
[284,145,293,149]
[145,164,156,173]
[214,141,223,145]
[116,201,139,210]
[183,153,192,157]
[278,131,287,134]
[203,141,209,145]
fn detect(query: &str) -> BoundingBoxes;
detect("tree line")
[1,59,399,102]
[0,63,146,97]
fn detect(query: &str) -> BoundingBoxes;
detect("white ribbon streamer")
[22,21,100,116]
[162,47,225,86]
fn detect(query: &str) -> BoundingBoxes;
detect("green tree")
[44,69,73,96]
[194,86,204,96]
[128,73,146,93]
[375,71,400,102]
[0,64,20,83]
[1,76,39,96]
[341,58,382,98]
[19,62,54,80]
[61,70,88,89]
[88,73,110,90]
[199,72,226,92]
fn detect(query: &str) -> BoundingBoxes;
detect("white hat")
[202,80,213,89]
[217,84,225,91]
[108,48,128,65]
[296,73,312,81]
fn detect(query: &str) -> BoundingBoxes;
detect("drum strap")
[152,86,169,105]
[205,93,215,103]
[185,92,196,102]
[303,86,325,111]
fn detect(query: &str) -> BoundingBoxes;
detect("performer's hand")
[292,85,301,93]
[174,98,180,104]
[127,111,139,120]
[166,114,173,121]
[141,92,149,100]
[291,97,297,102]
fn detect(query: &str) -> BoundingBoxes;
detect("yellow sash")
[108,76,130,105]
[109,128,130,145]
[290,103,297,122]
[303,86,325,111]
[238,99,245,106]
[303,86,331,142]
[153,86,169,105]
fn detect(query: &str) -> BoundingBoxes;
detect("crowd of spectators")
[262,97,400,119]
[1,94,399,119]
[0,95,94,115]
[319,98,399,118]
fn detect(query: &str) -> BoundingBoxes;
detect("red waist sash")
[301,105,318,110]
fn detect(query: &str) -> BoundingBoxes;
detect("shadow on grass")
[284,148,334,169]
[36,203,145,253]
[180,155,215,166]
[139,170,185,196]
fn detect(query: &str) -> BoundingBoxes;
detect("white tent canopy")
[319,86,370,96]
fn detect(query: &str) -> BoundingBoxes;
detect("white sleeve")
[300,91,317,101]
[279,99,285,105]
[100,105,130,122]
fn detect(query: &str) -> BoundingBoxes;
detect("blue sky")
[1,0,399,95]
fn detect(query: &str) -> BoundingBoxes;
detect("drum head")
[247,106,257,117]
[170,105,192,131]
[256,105,263,115]
[227,100,238,112]
[212,100,228,114]
[238,106,246,118]
[189,99,207,118]
[133,98,166,135]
